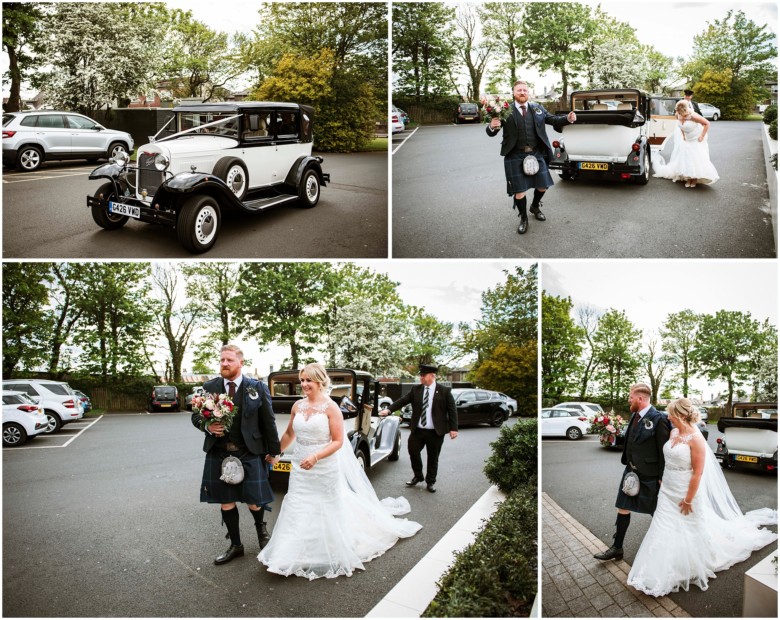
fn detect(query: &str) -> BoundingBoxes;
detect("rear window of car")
[45,383,73,396]
[36,114,66,129]
[460,104,478,113]
[3,393,29,405]
[154,387,177,398]
[3,383,35,395]
[3,113,18,126]
[19,115,39,127]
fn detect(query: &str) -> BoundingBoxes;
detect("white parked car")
[496,392,518,416]
[1,379,83,433]
[2,110,133,172]
[391,106,404,134]
[86,101,330,253]
[698,103,721,121]
[541,407,591,440]
[554,401,605,416]
[2,390,48,446]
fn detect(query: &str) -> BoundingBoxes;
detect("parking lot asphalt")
[3,412,509,617]
[392,121,775,258]
[2,151,388,259]
[542,429,778,618]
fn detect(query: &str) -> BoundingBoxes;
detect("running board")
[370,448,392,467]
[241,194,298,212]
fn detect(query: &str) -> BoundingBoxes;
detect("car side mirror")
[457,400,465,405]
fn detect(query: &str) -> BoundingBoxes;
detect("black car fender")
[88,162,133,197]
[284,156,329,188]
[152,172,245,211]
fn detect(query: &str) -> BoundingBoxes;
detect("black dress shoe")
[214,544,244,565]
[517,217,528,234]
[593,546,623,561]
[405,476,424,487]
[426,483,436,493]
[256,523,271,549]
[529,205,546,221]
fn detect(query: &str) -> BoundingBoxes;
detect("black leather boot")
[593,545,623,561]
[256,522,271,549]
[215,544,245,565]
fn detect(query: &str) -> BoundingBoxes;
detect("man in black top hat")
[380,363,458,493]
[683,89,701,116]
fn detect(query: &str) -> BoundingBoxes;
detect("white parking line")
[3,170,91,184]
[392,126,419,155]
[6,415,103,450]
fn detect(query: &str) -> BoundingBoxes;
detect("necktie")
[227,381,236,398]
[420,387,429,427]
[521,105,527,117]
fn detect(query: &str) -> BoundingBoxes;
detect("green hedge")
[770,119,778,141]
[423,420,538,617]
[763,105,777,125]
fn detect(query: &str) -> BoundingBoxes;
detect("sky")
[542,261,778,400]
[185,260,536,378]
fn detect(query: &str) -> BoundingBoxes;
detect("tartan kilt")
[504,151,554,195]
[200,448,274,506]
[614,465,660,515]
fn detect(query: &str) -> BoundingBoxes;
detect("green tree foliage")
[74,263,155,379]
[230,263,338,369]
[402,307,457,372]
[392,2,458,100]
[2,2,44,112]
[36,2,167,115]
[472,341,537,417]
[541,292,584,403]
[521,2,597,105]
[593,309,642,408]
[746,320,777,401]
[660,309,700,398]
[161,10,243,101]
[2,262,52,377]
[454,5,493,102]
[479,3,526,89]
[643,335,673,405]
[684,10,777,118]
[46,263,90,378]
[691,310,764,412]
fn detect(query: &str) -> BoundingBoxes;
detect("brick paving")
[542,492,691,618]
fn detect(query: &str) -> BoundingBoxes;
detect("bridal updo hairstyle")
[675,100,691,116]
[666,397,701,425]
[300,362,332,393]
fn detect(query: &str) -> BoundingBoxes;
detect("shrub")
[483,419,537,493]
[423,482,537,617]
[770,119,778,141]
[763,105,777,125]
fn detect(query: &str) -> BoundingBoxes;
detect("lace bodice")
[678,119,703,141]
[664,428,695,470]
[293,398,331,446]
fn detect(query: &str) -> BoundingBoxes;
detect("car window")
[66,115,99,130]
[19,115,38,127]
[44,383,71,396]
[650,98,677,116]
[457,390,476,402]
[475,391,489,401]
[36,114,66,129]
[3,394,24,405]
[276,110,299,139]
[3,114,17,126]
[243,112,273,141]
[541,409,552,418]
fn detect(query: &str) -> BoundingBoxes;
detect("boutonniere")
[534,108,542,115]
[247,387,259,400]
[643,418,654,430]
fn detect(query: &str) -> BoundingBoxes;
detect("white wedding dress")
[627,428,777,596]
[258,398,422,580]
[653,119,720,185]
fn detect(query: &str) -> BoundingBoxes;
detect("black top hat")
[418,363,439,375]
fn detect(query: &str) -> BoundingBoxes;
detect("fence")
[90,387,147,411]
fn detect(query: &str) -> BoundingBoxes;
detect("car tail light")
[392,114,399,122]
[17,404,39,413]
[620,173,631,179]
[2,130,16,139]
[63,399,77,408]
[578,416,587,421]
[552,140,560,148]
[716,437,723,444]
[631,143,640,152]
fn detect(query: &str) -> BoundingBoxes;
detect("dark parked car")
[74,390,92,413]
[148,385,179,412]
[454,102,480,124]
[451,388,509,427]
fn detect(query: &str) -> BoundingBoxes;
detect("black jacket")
[388,383,458,436]
[621,407,671,479]
[192,375,281,456]
[486,101,571,160]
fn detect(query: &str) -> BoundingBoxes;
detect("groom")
[193,344,281,565]
[486,80,576,234]
[379,363,458,493]
[594,382,671,561]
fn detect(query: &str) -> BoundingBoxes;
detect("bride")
[627,398,777,596]
[653,100,719,188]
[259,362,422,579]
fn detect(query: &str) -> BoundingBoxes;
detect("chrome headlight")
[154,153,170,171]
[112,151,129,166]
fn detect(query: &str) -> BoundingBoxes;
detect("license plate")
[109,201,140,219]
[160,404,171,408]
[579,162,609,171]
[273,462,292,473]
[464,117,475,120]
[735,455,758,463]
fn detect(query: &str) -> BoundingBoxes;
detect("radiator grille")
[136,153,163,199]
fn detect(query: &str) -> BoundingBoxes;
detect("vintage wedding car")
[86,101,330,253]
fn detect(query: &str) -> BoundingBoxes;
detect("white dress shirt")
[418,382,436,430]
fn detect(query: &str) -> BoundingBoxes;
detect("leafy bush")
[423,482,537,617]
[770,119,777,141]
[483,419,537,494]
[763,105,777,125]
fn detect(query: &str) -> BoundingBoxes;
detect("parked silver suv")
[0,379,84,433]
[2,110,134,172]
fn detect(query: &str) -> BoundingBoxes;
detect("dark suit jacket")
[486,102,571,161]
[388,383,458,436]
[621,406,671,479]
[691,100,702,115]
[191,375,281,456]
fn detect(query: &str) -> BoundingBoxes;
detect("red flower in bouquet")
[480,94,513,123]
[193,393,237,431]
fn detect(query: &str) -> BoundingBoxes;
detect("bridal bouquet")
[588,413,626,447]
[193,393,237,432]
[480,94,512,123]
